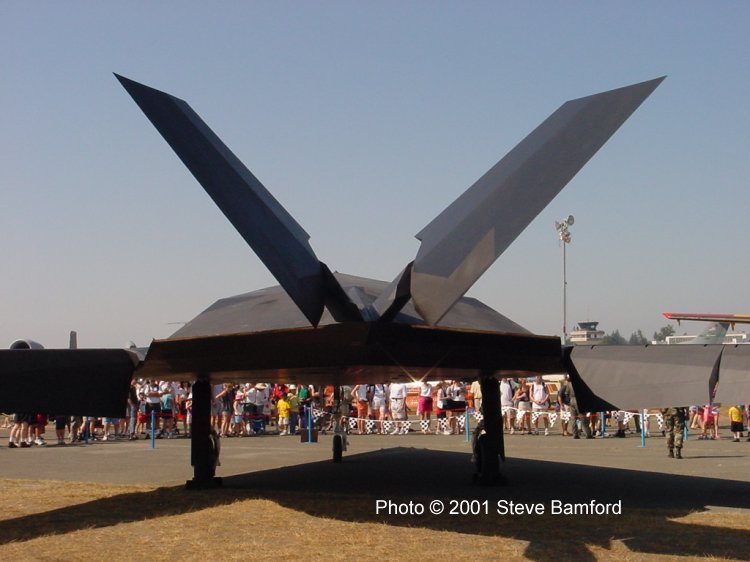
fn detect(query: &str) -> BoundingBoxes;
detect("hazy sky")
[2,2,749,349]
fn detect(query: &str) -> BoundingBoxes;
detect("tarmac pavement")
[1,424,749,512]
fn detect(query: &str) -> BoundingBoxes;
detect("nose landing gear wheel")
[333,434,343,463]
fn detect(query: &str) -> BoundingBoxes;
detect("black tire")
[332,434,343,463]
[208,430,221,475]
[478,435,502,485]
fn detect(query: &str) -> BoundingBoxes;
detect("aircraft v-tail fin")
[116,74,360,326]
[408,77,665,325]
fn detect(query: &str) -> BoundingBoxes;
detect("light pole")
[555,215,574,344]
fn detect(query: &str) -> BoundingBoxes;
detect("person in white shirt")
[351,384,370,434]
[145,380,163,436]
[389,382,408,434]
[470,379,482,413]
[254,383,270,433]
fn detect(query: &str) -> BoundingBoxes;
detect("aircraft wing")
[408,77,665,325]
[664,312,750,326]
[0,349,138,417]
[565,344,750,412]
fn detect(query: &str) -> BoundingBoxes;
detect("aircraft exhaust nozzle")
[9,339,45,350]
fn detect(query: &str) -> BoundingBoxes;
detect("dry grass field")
[0,476,748,561]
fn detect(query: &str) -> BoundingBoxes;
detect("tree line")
[599,325,675,345]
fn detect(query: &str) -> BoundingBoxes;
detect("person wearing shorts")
[418,382,433,433]
[728,404,744,442]
[389,382,408,434]
[232,391,245,436]
[54,415,68,445]
[276,393,291,435]
[144,381,162,435]
[514,380,531,434]
[500,377,516,433]
[448,381,466,434]
[436,382,450,434]
[102,417,117,441]
[351,384,370,434]
[8,413,31,448]
[371,384,388,434]
[530,375,550,436]
[700,404,719,440]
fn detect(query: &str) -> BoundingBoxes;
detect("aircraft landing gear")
[187,376,222,489]
[472,374,506,485]
[332,416,347,463]
[333,434,343,463]
[472,423,506,485]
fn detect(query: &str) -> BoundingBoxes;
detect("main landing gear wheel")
[477,434,505,485]
[208,429,221,473]
[332,434,343,463]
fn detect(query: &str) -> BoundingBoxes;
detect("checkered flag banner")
[365,419,376,434]
[336,409,670,436]
[311,408,324,422]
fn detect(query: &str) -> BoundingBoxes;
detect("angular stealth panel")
[371,262,414,322]
[411,77,665,325]
[566,344,719,411]
[714,344,750,404]
[0,349,137,417]
[115,74,327,327]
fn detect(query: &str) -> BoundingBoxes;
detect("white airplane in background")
[664,312,750,344]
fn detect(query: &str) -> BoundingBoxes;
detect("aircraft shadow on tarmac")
[1,448,749,561]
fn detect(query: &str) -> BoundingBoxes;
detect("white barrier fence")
[307,407,665,434]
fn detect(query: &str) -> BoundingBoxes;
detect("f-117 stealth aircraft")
[123,74,668,484]
[12,73,732,486]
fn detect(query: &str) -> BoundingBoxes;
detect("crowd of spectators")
[4,377,749,447]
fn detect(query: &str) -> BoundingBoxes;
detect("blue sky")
[2,2,749,348]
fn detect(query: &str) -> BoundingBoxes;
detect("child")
[233,391,246,436]
[700,404,719,440]
[277,393,291,436]
[728,404,743,442]
[689,406,703,430]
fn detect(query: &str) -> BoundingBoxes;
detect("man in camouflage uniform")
[567,377,592,439]
[660,407,687,459]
